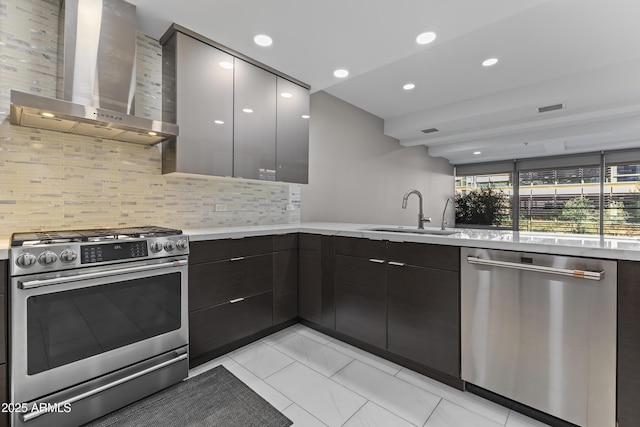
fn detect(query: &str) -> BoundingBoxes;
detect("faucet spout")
[402,189,431,229]
[441,198,454,230]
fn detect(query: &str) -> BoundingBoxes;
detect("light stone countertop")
[2,223,640,262]
[185,222,640,262]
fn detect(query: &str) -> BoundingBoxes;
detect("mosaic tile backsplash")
[0,0,301,240]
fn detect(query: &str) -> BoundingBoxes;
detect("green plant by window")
[455,188,509,226]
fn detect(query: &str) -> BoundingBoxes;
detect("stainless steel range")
[9,226,189,427]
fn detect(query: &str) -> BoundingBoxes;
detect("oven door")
[10,257,188,404]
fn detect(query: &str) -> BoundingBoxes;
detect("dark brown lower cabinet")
[298,234,335,329]
[273,235,298,324]
[387,264,459,376]
[617,260,640,427]
[189,291,273,359]
[335,255,386,348]
[189,254,273,311]
[0,260,6,427]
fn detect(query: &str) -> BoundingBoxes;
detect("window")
[603,162,640,236]
[454,172,513,228]
[518,166,600,234]
[454,150,640,236]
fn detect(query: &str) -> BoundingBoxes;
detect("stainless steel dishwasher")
[461,247,616,427]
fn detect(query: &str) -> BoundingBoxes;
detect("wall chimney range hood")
[9,0,178,145]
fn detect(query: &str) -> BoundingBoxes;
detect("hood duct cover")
[9,0,178,145]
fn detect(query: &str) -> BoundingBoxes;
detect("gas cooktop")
[10,226,188,275]
[11,226,183,247]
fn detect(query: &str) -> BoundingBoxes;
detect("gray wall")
[302,91,454,226]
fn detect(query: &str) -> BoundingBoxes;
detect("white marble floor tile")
[343,401,416,427]
[395,368,509,425]
[332,360,440,426]
[273,334,353,377]
[229,341,294,379]
[225,363,292,411]
[326,339,402,375]
[187,355,238,379]
[506,411,552,427]
[282,403,329,427]
[260,326,300,346]
[425,399,505,427]
[290,324,333,344]
[265,362,366,427]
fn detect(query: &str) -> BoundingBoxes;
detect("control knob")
[164,240,176,252]
[60,249,78,263]
[176,239,188,251]
[16,253,37,268]
[38,251,58,266]
[150,241,164,253]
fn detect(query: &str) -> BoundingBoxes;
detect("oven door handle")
[22,350,188,422]
[18,259,188,290]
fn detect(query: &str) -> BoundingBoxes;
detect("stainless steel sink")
[365,226,459,236]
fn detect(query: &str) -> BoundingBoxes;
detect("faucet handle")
[442,221,448,230]
[421,216,432,223]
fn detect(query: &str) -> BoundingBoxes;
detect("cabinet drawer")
[299,233,322,251]
[230,235,273,257]
[387,241,459,271]
[189,239,231,264]
[335,236,386,260]
[273,234,298,252]
[189,291,273,359]
[189,254,273,311]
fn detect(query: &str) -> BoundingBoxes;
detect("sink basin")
[366,227,459,236]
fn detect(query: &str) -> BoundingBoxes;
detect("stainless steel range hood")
[9,0,178,145]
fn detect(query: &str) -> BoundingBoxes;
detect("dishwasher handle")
[466,256,604,281]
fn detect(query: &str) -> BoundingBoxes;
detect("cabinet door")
[335,255,387,348]
[618,260,640,427]
[276,77,309,184]
[173,33,234,176]
[274,248,298,324]
[387,264,459,376]
[189,291,273,359]
[298,234,335,329]
[299,248,322,324]
[233,59,277,180]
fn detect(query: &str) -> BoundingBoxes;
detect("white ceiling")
[129,0,640,165]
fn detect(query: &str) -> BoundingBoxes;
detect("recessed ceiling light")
[333,69,349,78]
[41,112,55,118]
[280,92,293,98]
[301,115,310,119]
[242,108,253,113]
[219,61,233,69]
[147,131,157,136]
[416,31,437,45]
[214,120,224,125]
[403,83,415,90]
[253,34,273,47]
[473,151,482,155]
[482,58,499,67]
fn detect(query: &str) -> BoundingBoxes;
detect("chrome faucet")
[402,189,431,229]
[441,197,454,230]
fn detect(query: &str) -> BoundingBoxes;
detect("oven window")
[27,272,182,375]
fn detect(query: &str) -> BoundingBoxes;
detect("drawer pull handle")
[388,261,405,267]
[229,257,245,262]
[230,298,245,304]
[369,258,385,264]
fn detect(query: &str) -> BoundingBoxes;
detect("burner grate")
[11,226,182,246]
